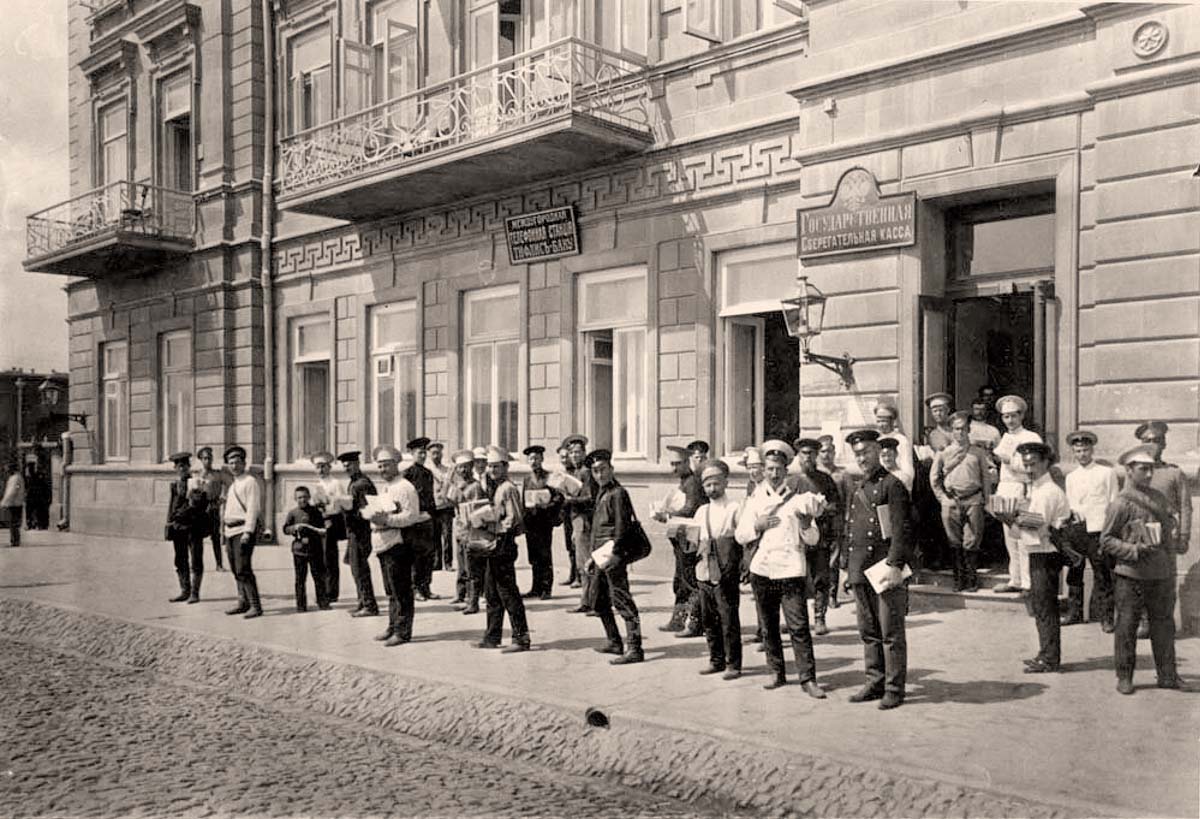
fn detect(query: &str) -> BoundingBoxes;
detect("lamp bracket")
[803,349,857,389]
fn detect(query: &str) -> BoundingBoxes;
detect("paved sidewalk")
[1,530,1197,817]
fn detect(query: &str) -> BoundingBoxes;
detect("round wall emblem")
[1132,20,1168,59]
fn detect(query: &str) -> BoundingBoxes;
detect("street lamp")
[37,379,88,428]
[781,275,856,388]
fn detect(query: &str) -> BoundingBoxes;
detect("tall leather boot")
[226,579,250,615]
[951,550,965,592]
[243,578,263,619]
[169,571,190,603]
[813,589,829,636]
[675,594,703,638]
[658,603,686,632]
[962,550,979,592]
[188,572,202,604]
[612,619,644,665]
[1060,585,1084,625]
[462,579,480,615]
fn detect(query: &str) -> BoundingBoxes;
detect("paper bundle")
[787,491,828,518]
[466,501,497,529]
[988,495,1022,517]
[592,540,618,570]
[865,560,913,594]
[665,517,701,550]
[360,495,397,521]
[1015,510,1046,529]
[1126,520,1163,546]
[523,488,552,509]
[547,471,583,495]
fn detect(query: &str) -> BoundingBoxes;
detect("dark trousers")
[321,522,341,603]
[853,582,907,695]
[4,506,21,546]
[699,574,742,671]
[592,562,641,647]
[293,550,328,610]
[407,522,437,595]
[752,574,816,683]
[172,532,204,578]
[379,547,415,639]
[208,507,223,568]
[435,510,454,570]
[670,538,700,606]
[1028,552,1064,667]
[525,522,555,595]
[483,545,529,645]
[346,531,378,613]
[1066,531,1114,625]
[562,517,577,581]
[808,547,832,621]
[1114,574,1177,682]
[572,520,593,607]
[465,548,487,602]
[227,532,260,611]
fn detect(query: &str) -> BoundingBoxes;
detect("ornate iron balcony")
[278,38,652,217]
[24,181,195,276]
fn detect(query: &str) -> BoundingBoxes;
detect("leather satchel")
[615,516,653,564]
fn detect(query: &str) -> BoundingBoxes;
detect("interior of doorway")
[951,293,1039,433]
[724,311,799,453]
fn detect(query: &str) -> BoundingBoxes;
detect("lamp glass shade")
[38,380,60,407]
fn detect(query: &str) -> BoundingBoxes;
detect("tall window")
[101,341,129,461]
[685,0,803,42]
[371,301,419,451]
[292,317,331,460]
[160,73,192,192]
[583,0,648,58]
[578,267,647,456]
[97,100,128,187]
[463,285,520,452]
[160,330,194,459]
[288,26,332,133]
[370,0,420,103]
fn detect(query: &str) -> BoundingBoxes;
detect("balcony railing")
[25,181,195,263]
[278,37,651,201]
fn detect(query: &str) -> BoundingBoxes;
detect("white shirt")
[1065,461,1120,533]
[691,495,739,583]
[1018,472,1071,554]
[735,481,817,579]
[223,473,262,537]
[311,475,349,516]
[371,476,430,553]
[994,427,1042,490]
[1,474,25,508]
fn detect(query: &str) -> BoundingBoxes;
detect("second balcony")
[277,38,653,221]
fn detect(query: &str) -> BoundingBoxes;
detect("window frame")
[462,284,521,452]
[577,266,649,458]
[101,340,129,462]
[722,315,764,457]
[290,315,333,462]
[287,23,334,134]
[158,329,194,461]
[369,300,420,453]
[684,0,804,44]
[96,97,130,189]
[367,0,421,106]
[158,71,194,193]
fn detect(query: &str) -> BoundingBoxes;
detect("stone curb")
[0,597,1082,819]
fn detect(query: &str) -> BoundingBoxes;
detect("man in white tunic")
[991,395,1041,593]
[1062,430,1120,630]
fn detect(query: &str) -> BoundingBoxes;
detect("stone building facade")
[25,0,1199,620]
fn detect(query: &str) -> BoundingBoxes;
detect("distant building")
[0,369,70,461]
[21,0,1198,572]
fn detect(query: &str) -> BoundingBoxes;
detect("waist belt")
[947,488,982,502]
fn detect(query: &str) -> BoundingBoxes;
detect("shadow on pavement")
[0,581,73,590]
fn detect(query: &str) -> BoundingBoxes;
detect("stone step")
[910,568,1030,612]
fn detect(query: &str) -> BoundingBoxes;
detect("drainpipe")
[56,432,72,531]
[260,0,277,538]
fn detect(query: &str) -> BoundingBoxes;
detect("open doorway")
[723,311,799,452]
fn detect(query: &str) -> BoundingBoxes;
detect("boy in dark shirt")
[283,486,329,612]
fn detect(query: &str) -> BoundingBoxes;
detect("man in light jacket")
[2,458,26,548]
[222,445,263,618]
[370,445,431,646]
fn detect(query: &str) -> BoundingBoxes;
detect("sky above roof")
[0,1,69,373]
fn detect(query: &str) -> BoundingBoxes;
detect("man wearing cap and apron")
[369,445,430,645]
[165,451,208,603]
[843,429,914,710]
[561,434,597,614]
[652,443,706,635]
[992,395,1042,594]
[931,411,993,592]
[521,445,561,600]
[195,446,227,571]
[691,461,742,680]
[403,437,441,601]
[475,446,531,652]
[445,449,483,609]
[310,452,347,605]
[790,438,842,637]
[428,442,455,572]
[1063,430,1119,630]
[339,451,380,618]
[1013,441,1072,674]
[1102,444,1186,694]
[222,445,263,618]
[735,440,827,697]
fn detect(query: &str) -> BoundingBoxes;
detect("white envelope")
[865,560,912,594]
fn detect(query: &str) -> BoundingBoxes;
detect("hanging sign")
[504,206,581,265]
[797,167,916,260]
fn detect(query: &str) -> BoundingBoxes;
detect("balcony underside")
[278,111,652,222]
[23,229,193,277]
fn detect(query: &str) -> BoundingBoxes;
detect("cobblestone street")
[0,638,734,818]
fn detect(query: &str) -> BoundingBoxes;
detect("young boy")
[283,486,330,612]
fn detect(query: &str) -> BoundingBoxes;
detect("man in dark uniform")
[1102,444,1187,694]
[1135,421,1192,640]
[561,434,597,614]
[588,449,644,665]
[555,444,579,587]
[339,450,380,618]
[520,445,561,599]
[165,452,207,604]
[789,438,842,636]
[652,444,706,635]
[843,429,914,710]
[403,437,441,601]
[817,435,854,609]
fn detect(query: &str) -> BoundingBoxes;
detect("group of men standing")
[160,395,1191,699]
